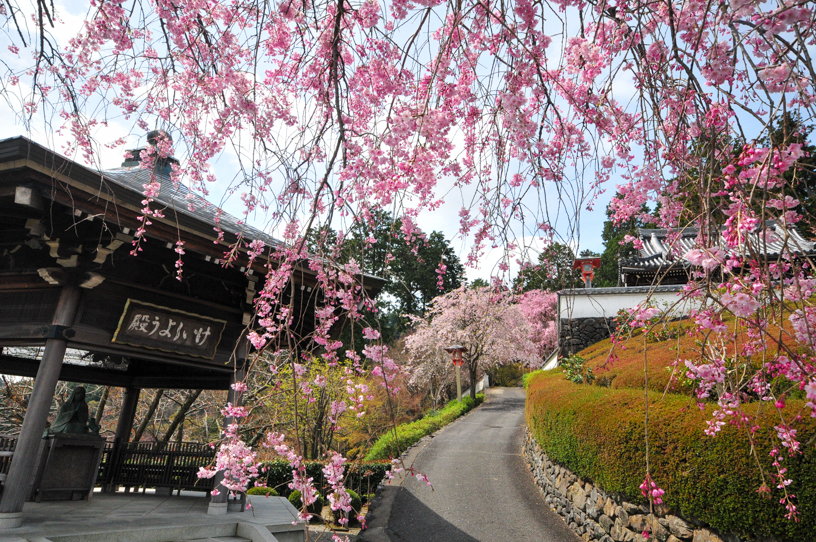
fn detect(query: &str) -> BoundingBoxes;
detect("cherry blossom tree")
[2,0,816,524]
[405,286,538,399]
[402,331,457,408]
[516,289,558,365]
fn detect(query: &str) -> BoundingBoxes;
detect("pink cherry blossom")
[4,0,816,522]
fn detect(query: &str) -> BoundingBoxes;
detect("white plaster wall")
[558,288,691,320]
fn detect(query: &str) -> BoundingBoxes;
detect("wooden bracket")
[93,232,134,264]
[14,186,43,211]
[39,325,76,340]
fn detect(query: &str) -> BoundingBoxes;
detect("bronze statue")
[44,387,99,436]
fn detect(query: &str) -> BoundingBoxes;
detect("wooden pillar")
[0,285,81,527]
[105,387,140,492]
[208,340,248,515]
[114,387,141,444]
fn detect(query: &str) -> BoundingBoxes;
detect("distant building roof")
[618,221,816,287]
[620,221,816,272]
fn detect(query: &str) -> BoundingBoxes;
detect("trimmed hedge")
[258,460,390,497]
[364,394,485,461]
[522,370,543,389]
[289,490,325,515]
[247,486,279,496]
[525,370,816,541]
[578,313,799,396]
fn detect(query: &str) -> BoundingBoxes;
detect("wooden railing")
[0,435,215,493]
[104,441,217,493]
[0,435,16,483]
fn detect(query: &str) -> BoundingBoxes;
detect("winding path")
[361,387,580,542]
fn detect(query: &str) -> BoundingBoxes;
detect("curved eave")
[0,136,389,296]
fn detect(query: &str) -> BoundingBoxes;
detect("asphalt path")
[361,387,580,542]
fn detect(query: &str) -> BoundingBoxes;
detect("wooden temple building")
[0,135,383,528]
[553,222,816,362]
[618,222,816,287]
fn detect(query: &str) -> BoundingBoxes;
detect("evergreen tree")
[595,200,650,288]
[307,211,465,338]
[513,243,581,292]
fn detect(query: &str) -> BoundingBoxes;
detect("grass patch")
[364,393,485,461]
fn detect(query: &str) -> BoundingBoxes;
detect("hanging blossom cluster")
[2,0,816,524]
[263,432,321,522]
[197,401,260,495]
[322,452,365,527]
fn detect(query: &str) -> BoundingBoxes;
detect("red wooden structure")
[573,257,601,288]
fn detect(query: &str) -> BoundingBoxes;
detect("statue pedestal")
[29,434,106,502]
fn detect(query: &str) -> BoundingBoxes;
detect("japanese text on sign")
[112,299,227,359]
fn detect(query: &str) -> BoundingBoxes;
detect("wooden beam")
[0,355,230,389]
[0,275,53,290]
[0,324,53,341]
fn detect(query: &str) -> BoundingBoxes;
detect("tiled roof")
[104,164,284,249]
[620,221,816,271]
[103,162,386,288]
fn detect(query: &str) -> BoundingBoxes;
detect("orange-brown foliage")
[577,311,801,395]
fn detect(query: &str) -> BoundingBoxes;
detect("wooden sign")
[112,299,227,359]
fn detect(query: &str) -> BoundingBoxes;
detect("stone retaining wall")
[559,317,618,357]
[523,431,735,542]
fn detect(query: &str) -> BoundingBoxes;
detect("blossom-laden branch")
[3,0,816,523]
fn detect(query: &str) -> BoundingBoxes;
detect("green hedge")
[525,370,816,541]
[364,394,485,461]
[258,460,390,497]
[247,486,279,496]
[289,490,325,515]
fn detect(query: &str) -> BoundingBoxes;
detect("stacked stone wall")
[559,317,617,357]
[524,431,747,542]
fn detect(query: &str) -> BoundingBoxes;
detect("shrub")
[522,370,543,388]
[489,363,525,386]
[525,371,816,541]
[288,490,325,516]
[348,489,362,512]
[364,393,485,461]
[247,486,279,496]
[258,460,390,498]
[575,309,800,397]
[560,354,593,384]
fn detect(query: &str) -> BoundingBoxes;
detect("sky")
[0,0,619,285]
[0,115,617,285]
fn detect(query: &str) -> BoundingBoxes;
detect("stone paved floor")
[0,490,305,542]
